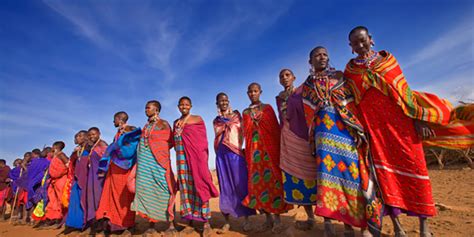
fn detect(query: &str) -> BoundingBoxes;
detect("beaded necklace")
[248,102,263,122]
[143,120,158,147]
[77,145,85,158]
[311,69,337,106]
[218,107,234,118]
[353,50,378,67]
[278,86,294,118]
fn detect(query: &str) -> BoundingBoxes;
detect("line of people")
[0,26,456,237]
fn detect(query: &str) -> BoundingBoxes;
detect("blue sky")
[1,0,473,168]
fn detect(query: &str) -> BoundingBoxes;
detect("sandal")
[202,225,213,237]
[216,223,230,234]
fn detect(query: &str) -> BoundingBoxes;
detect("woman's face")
[178,99,192,116]
[310,48,329,71]
[145,103,158,118]
[349,29,372,56]
[247,84,261,104]
[88,130,100,143]
[217,94,230,112]
[76,132,86,145]
[279,70,295,89]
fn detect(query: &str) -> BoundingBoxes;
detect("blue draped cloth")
[17,157,50,209]
[8,167,21,193]
[65,181,84,229]
[98,128,142,173]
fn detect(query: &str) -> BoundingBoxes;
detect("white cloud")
[405,17,473,68]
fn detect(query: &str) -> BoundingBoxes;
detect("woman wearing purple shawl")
[173,96,218,237]
[213,93,256,234]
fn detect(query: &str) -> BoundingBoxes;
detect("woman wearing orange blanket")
[242,83,292,234]
[44,141,69,227]
[344,26,452,237]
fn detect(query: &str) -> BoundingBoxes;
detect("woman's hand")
[414,120,436,140]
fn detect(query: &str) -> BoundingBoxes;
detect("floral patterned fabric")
[314,106,367,227]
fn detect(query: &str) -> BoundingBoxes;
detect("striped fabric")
[424,103,474,149]
[131,125,172,222]
[174,135,211,222]
[454,103,474,121]
[344,51,452,125]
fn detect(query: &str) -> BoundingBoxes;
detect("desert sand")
[0,167,472,237]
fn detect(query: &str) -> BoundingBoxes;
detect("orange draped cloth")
[45,155,68,220]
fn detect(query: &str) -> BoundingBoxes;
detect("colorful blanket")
[213,111,244,156]
[179,121,218,203]
[98,128,142,173]
[344,50,452,125]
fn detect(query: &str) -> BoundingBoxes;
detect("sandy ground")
[0,167,472,237]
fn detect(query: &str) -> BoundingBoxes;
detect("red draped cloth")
[45,155,68,220]
[0,166,10,207]
[242,104,292,214]
[96,162,135,228]
[180,121,219,203]
[344,51,444,216]
[96,131,136,228]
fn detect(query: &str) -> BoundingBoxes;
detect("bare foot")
[202,225,213,237]
[182,226,195,235]
[121,229,133,237]
[216,223,230,234]
[361,229,373,237]
[142,228,157,237]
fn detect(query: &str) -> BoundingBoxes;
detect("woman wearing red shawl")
[131,101,177,236]
[242,83,292,234]
[44,141,68,226]
[344,26,453,237]
[213,93,256,234]
[96,111,139,235]
[173,96,218,237]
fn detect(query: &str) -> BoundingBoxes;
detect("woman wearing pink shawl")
[213,93,256,234]
[173,96,218,237]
